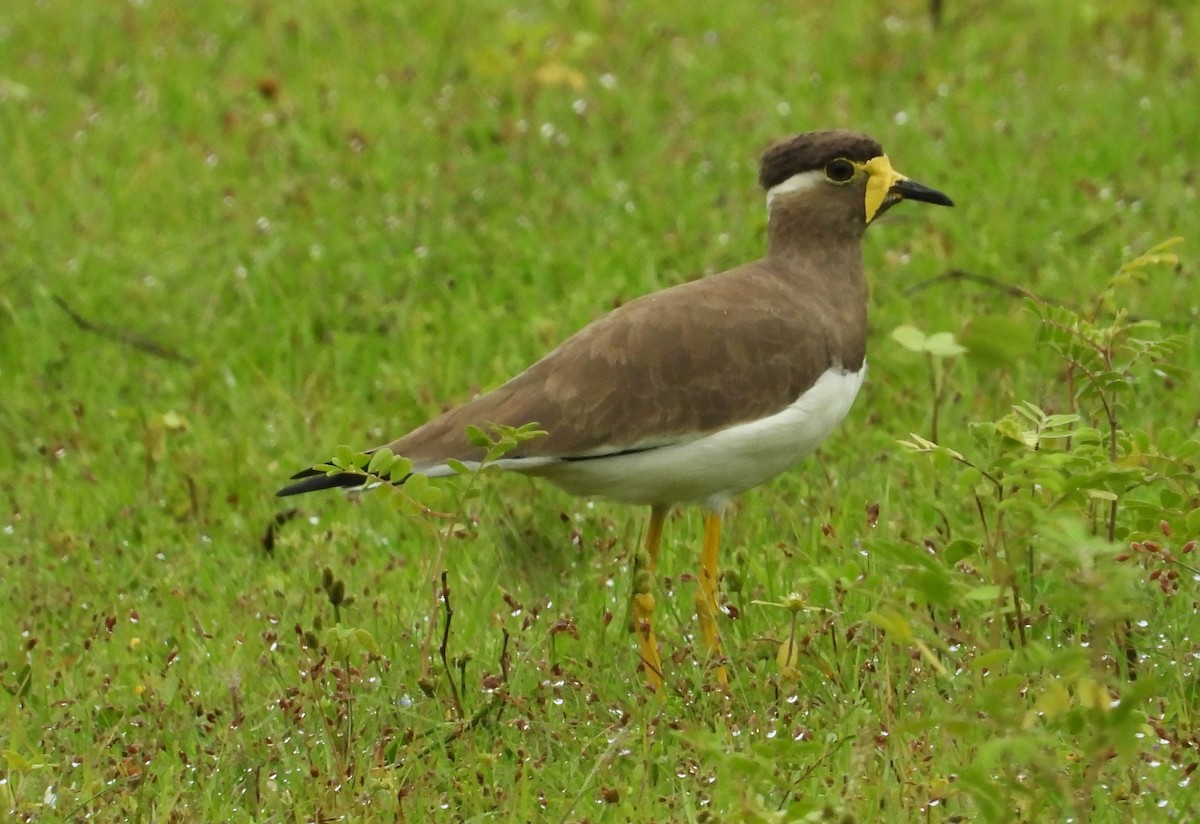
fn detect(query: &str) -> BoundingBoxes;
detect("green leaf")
[995,417,1036,447]
[890,325,965,357]
[1158,427,1181,453]
[944,539,979,564]
[972,648,1012,671]
[415,484,443,507]
[867,609,913,642]
[322,626,353,656]
[956,466,983,489]
[1173,438,1200,460]
[367,447,395,476]
[513,422,548,439]
[890,324,927,352]
[3,749,45,771]
[1186,508,1200,533]
[964,585,1004,602]
[484,436,518,461]
[1035,678,1072,718]
[1042,413,1081,430]
[1013,400,1044,424]
[405,472,429,499]
[1119,236,1182,273]
[390,456,413,480]
[354,628,381,656]
[160,410,190,431]
[924,331,967,357]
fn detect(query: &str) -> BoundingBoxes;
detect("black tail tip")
[276,469,369,497]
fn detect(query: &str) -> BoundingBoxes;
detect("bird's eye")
[824,159,855,183]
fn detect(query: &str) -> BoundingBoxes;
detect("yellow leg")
[631,504,668,691]
[695,511,728,685]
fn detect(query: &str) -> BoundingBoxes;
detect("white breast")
[517,364,867,510]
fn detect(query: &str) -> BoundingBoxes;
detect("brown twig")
[439,571,464,719]
[499,628,511,685]
[905,268,1196,330]
[51,294,194,365]
[902,269,1056,305]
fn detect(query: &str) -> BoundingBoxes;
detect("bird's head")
[760,130,953,232]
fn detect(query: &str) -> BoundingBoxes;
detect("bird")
[278,130,953,691]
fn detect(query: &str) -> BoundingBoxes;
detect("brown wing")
[386,259,865,467]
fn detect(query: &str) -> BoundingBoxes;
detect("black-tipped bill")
[891,178,954,207]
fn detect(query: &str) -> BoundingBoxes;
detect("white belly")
[524,364,866,510]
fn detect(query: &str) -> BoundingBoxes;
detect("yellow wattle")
[863,154,906,222]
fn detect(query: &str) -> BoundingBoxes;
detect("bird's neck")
[764,207,870,360]
[765,211,868,295]
[768,192,865,252]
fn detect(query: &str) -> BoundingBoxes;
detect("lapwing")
[279,130,953,691]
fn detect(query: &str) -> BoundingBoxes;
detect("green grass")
[3,0,1199,820]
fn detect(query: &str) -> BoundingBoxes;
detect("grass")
[2,0,1199,820]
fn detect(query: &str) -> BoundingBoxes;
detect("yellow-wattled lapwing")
[279,130,953,690]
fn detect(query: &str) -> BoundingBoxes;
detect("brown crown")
[758,130,884,190]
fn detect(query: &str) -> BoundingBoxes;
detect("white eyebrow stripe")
[765,169,824,210]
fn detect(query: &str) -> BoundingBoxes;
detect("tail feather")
[277,448,555,498]
[276,467,369,497]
